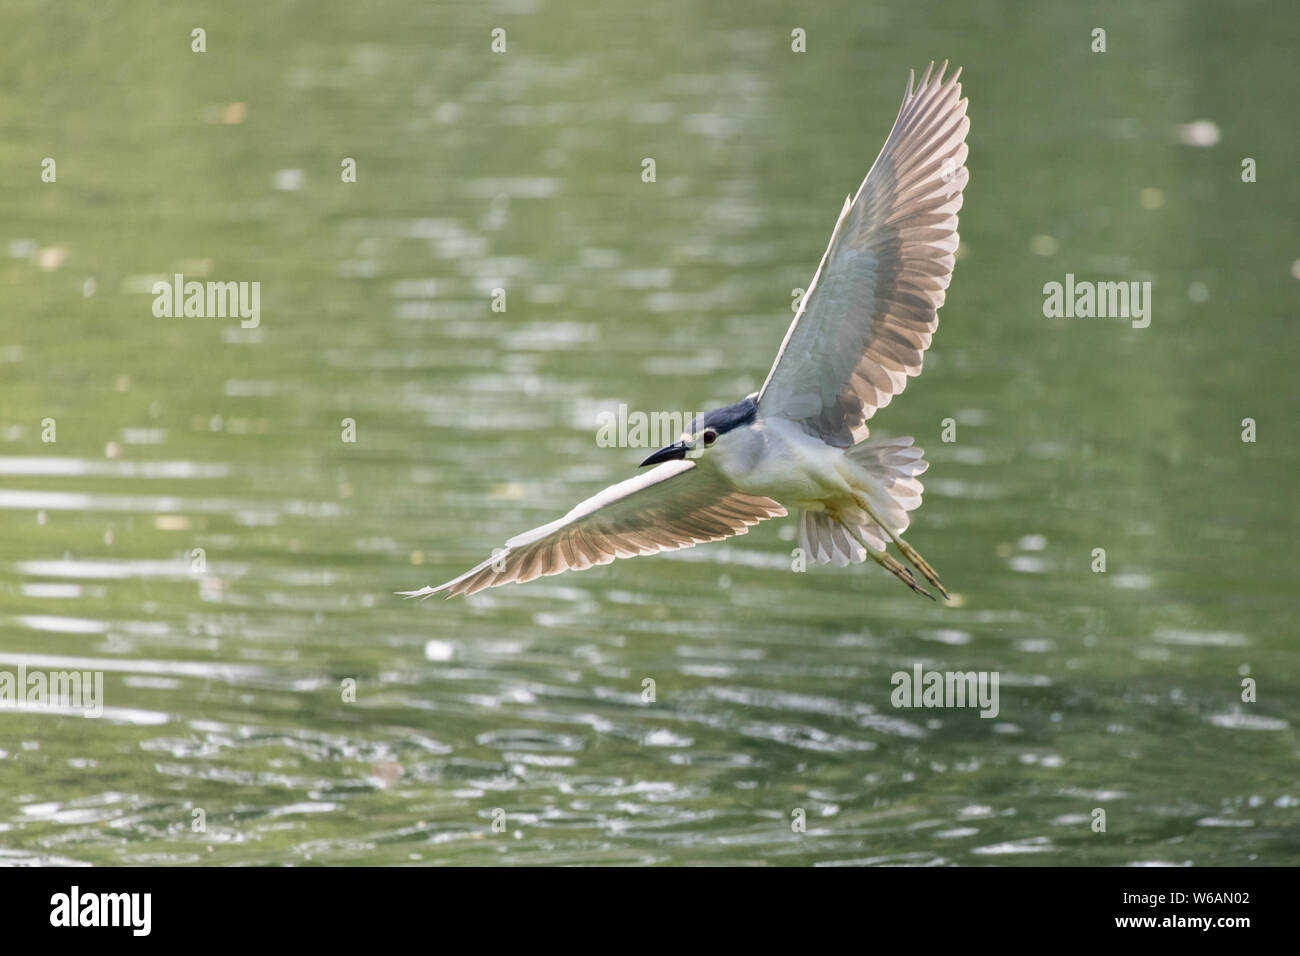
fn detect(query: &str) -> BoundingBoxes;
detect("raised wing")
[401,461,786,598]
[757,62,969,447]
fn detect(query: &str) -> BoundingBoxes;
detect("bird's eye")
[703,430,717,447]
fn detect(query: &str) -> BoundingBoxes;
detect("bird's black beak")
[639,440,689,467]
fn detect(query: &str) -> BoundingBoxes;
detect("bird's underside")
[403,62,969,601]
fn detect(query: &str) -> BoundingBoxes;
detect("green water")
[1,0,1297,865]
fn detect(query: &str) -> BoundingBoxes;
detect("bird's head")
[638,396,758,467]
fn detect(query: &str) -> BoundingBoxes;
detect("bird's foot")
[870,549,935,601]
[895,538,950,600]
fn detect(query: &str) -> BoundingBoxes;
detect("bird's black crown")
[689,396,758,436]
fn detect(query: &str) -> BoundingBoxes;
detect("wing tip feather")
[396,585,445,601]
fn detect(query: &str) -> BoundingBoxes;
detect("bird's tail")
[797,436,928,565]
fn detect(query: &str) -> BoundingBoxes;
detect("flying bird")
[404,62,969,601]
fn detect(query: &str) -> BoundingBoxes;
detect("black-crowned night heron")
[404,62,969,601]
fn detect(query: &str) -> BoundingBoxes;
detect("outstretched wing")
[757,62,970,447]
[401,460,786,598]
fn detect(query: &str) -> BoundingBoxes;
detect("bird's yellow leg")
[841,523,934,601]
[849,494,950,600]
[891,537,949,600]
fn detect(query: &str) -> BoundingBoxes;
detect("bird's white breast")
[708,415,846,506]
